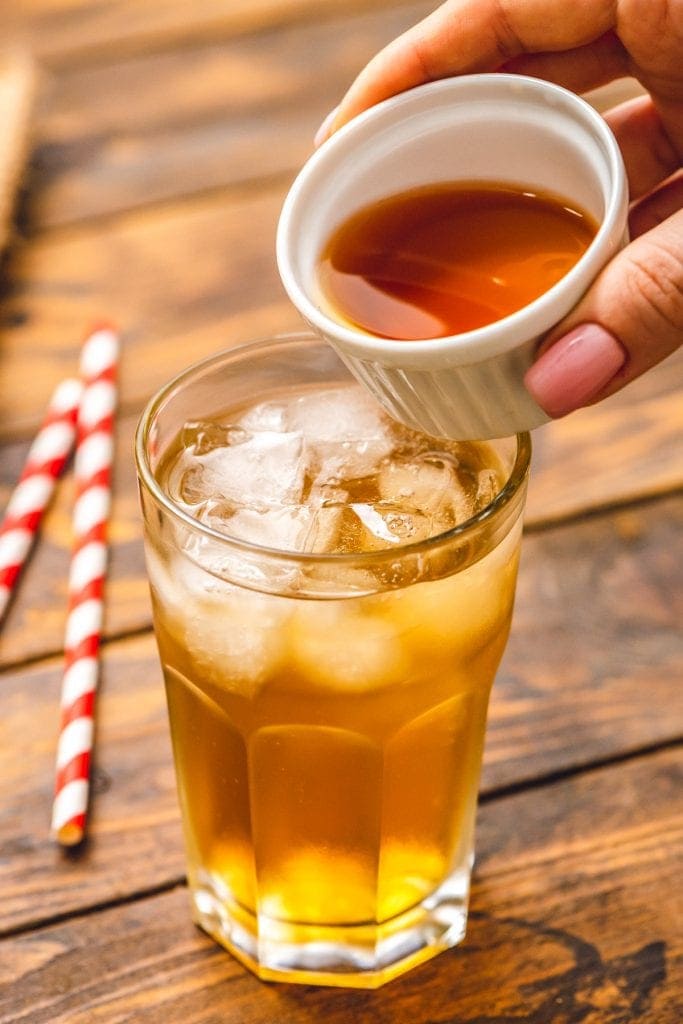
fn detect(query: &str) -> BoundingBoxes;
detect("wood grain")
[526,348,683,526]
[26,3,429,229]
[1,748,679,1022]
[3,169,683,443]
[1,496,681,935]
[0,185,302,440]
[486,494,683,785]
[7,0,419,66]
[2,5,680,1023]
[0,412,145,667]
[23,20,642,234]
[0,51,35,250]
[0,633,177,937]
[1,134,681,665]
[2,351,683,667]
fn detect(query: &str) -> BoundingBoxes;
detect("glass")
[135,332,530,988]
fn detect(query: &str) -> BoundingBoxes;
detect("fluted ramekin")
[277,74,628,439]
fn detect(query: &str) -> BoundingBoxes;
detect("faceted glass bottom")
[190,861,472,988]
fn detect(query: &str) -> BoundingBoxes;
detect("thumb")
[525,210,683,417]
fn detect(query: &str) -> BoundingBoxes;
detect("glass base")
[190,865,471,988]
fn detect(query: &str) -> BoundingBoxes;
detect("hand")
[315,0,683,417]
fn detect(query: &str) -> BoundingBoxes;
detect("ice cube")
[311,440,387,486]
[221,505,314,551]
[167,518,304,599]
[195,478,346,554]
[288,604,408,691]
[306,506,343,553]
[181,421,249,456]
[143,544,176,601]
[305,483,347,553]
[146,537,239,630]
[379,454,474,528]
[238,400,288,432]
[288,386,387,442]
[184,584,287,695]
[288,386,395,482]
[350,502,434,550]
[174,429,305,508]
[379,454,453,510]
[475,468,501,509]
[149,544,286,695]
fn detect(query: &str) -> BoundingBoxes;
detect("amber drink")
[135,333,530,987]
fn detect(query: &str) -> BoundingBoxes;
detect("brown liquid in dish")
[319,182,598,340]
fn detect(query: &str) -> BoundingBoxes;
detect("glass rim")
[134,332,532,566]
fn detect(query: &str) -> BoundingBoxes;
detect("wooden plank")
[487,495,683,783]
[1,497,681,934]
[0,633,178,937]
[25,27,640,235]
[26,3,430,229]
[0,412,147,667]
[7,0,418,67]
[0,748,680,1022]
[0,51,35,250]
[0,186,302,441]
[2,350,683,667]
[3,172,683,447]
[527,350,683,526]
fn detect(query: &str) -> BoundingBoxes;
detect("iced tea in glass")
[135,332,530,987]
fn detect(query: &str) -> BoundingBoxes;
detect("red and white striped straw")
[0,377,83,626]
[52,326,119,847]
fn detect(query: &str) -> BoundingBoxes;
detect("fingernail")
[314,106,339,147]
[524,324,627,417]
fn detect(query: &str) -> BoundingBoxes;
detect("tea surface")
[319,182,598,340]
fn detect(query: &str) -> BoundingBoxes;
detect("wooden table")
[1,3,682,1021]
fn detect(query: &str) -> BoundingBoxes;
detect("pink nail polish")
[524,324,626,417]
[314,106,340,147]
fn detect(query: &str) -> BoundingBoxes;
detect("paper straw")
[52,326,119,847]
[0,377,83,626]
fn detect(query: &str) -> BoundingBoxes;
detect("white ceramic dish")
[277,74,628,439]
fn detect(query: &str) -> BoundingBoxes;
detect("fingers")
[525,211,683,416]
[322,0,617,137]
[524,325,627,417]
[501,32,627,94]
[630,172,683,236]
[604,95,681,199]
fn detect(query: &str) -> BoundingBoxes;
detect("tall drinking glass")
[135,332,530,988]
